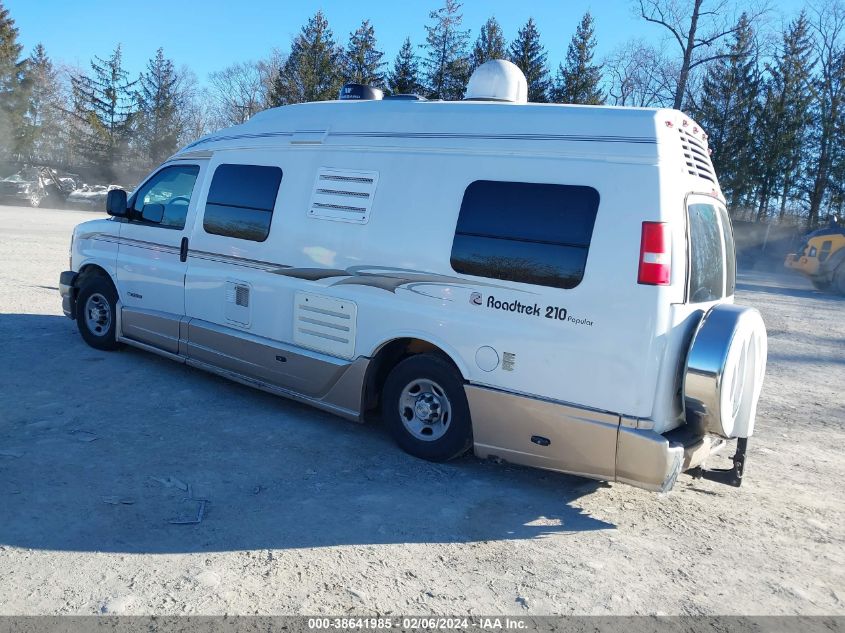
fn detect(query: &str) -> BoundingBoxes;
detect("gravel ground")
[0,205,843,616]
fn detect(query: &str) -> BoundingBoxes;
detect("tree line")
[0,0,842,227]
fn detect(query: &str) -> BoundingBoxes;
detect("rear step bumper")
[616,426,737,492]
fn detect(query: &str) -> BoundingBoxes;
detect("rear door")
[686,195,735,305]
[116,161,206,352]
[652,194,737,429]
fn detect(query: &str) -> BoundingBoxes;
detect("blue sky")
[6,0,811,82]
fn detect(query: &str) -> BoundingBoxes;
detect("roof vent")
[464,60,528,103]
[339,83,384,101]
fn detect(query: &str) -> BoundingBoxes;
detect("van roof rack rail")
[383,94,427,101]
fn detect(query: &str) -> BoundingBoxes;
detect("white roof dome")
[464,59,528,103]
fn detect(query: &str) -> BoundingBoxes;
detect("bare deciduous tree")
[208,61,266,127]
[637,0,768,109]
[604,39,677,107]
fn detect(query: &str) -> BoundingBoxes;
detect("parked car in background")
[0,165,77,208]
[65,184,125,211]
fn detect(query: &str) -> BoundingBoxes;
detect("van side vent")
[679,129,717,184]
[225,281,251,326]
[293,291,357,359]
[308,168,379,224]
[235,285,250,307]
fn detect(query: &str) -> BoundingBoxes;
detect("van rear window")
[450,181,599,289]
[203,164,283,242]
[719,206,736,296]
[688,202,735,302]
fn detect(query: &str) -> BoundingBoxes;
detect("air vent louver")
[679,128,717,183]
[308,168,379,224]
[293,292,357,359]
[225,281,251,326]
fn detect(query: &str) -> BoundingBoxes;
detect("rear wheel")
[76,275,121,351]
[810,277,831,292]
[382,353,473,462]
[834,265,845,296]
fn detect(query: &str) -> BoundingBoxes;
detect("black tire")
[834,265,845,296]
[381,353,473,462]
[76,275,121,351]
[811,277,832,292]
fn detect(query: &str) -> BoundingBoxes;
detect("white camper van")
[59,61,767,492]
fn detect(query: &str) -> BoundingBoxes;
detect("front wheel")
[76,275,121,351]
[382,353,473,462]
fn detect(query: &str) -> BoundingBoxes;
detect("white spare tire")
[684,304,767,439]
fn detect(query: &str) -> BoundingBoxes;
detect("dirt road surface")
[0,205,843,615]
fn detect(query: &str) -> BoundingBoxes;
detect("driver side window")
[131,164,200,229]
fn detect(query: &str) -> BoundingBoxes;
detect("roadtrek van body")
[59,64,767,492]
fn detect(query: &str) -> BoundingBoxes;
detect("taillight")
[638,222,671,285]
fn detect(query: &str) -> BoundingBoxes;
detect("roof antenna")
[464,60,528,103]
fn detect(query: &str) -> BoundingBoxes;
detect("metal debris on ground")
[69,430,98,442]
[169,499,207,525]
[102,496,135,505]
[150,476,188,491]
[161,481,209,524]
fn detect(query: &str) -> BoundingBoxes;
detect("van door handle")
[180,237,188,263]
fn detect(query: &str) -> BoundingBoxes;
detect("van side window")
[450,181,599,289]
[688,203,726,302]
[131,165,200,229]
[203,164,283,242]
[718,206,736,296]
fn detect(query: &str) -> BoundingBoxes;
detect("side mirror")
[141,203,165,224]
[106,189,128,217]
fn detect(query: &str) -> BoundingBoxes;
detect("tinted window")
[450,181,599,289]
[688,203,725,303]
[819,240,833,262]
[203,164,283,242]
[718,206,736,296]
[132,165,200,229]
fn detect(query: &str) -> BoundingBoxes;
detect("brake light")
[638,222,671,285]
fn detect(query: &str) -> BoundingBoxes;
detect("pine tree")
[343,20,385,87]
[807,4,845,228]
[752,12,814,221]
[23,43,64,164]
[422,0,470,100]
[552,12,603,105]
[0,1,29,160]
[471,17,507,71]
[70,44,138,182]
[387,37,423,95]
[269,11,342,105]
[136,48,183,169]
[509,18,550,103]
[690,14,759,210]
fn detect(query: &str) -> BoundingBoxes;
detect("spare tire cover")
[684,304,767,438]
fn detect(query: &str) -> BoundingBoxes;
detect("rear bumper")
[59,271,77,319]
[615,427,685,492]
[467,384,714,493]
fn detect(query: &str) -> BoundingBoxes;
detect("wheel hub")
[398,378,452,442]
[84,293,112,336]
[414,393,442,423]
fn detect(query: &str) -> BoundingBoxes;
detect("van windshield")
[687,201,735,303]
